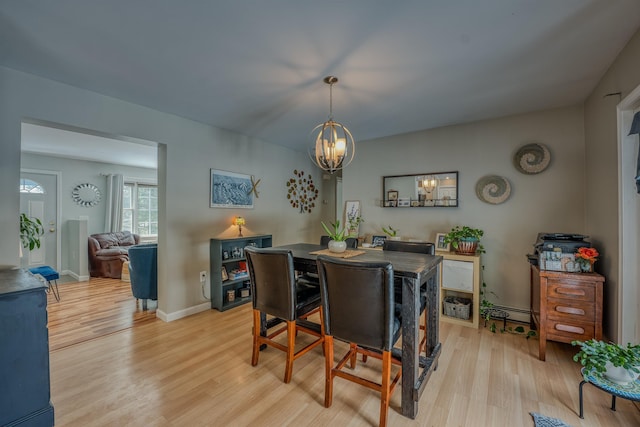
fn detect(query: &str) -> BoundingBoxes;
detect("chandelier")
[309,76,355,174]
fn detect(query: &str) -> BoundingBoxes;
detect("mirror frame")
[381,171,459,208]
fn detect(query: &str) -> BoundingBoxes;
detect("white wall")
[1,66,321,320]
[584,28,640,341]
[343,106,586,314]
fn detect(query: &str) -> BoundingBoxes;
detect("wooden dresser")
[530,265,604,361]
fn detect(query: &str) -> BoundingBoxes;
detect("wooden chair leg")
[284,320,296,383]
[379,350,391,427]
[251,309,261,366]
[349,343,358,368]
[324,335,334,408]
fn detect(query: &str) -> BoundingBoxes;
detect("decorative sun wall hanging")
[286,169,318,213]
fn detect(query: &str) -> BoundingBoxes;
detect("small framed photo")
[398,198,410,207]
[221,266,229,281]
[384,200,396,207]
[387,190,398,201]
[371,235,387,247]
[410,200,420,207]
[435,233,450,251]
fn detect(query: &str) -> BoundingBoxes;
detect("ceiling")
[4,0,640,165]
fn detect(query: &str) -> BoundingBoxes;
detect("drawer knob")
[555,324,585,334]
[556,287,586,296]
[556,306,585,316]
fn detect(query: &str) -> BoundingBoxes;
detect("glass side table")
[579,367,640,419]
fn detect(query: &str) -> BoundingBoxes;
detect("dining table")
[271,243,443,419]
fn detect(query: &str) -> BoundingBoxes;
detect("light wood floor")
[47,277,157,351]
[48,286,640,426]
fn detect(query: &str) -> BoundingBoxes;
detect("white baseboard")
[156,302,211,322]
[490,305,530,324]
[61,269,90,282]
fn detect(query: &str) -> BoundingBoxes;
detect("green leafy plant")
[346,214,364,237]
[572,339,640,378]
[321,220,347,242]
[382,225,397,237]
[443,225,485,253]
[20,213,45,251]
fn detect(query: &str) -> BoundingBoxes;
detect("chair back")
[319,235,358,249]
[245,246,296,320]
[382,240,435,255]
[316,255,396,351]
[128,243,158,300]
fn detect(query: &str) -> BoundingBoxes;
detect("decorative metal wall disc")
[476,175,511,204]
[72,183,101,207]
[514,143,551,174]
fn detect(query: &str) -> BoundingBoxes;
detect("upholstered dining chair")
[316,255,402,427]
[244,246,324,383]
[382,240,435,355]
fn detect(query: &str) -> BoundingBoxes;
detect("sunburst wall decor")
[286,169,318,213]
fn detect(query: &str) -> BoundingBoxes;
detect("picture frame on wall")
[387,190,398,201]
[435,233,450,251]
[210,169,254,208]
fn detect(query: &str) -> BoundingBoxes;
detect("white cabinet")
[438,251,481,328]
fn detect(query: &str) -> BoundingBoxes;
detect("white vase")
[603,361,640,384]
[328,240,347,253]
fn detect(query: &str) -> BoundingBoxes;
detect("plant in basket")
[575,247,599,273]
[443,225,485,254]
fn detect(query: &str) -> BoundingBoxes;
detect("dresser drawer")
[546,297,595,322]
[546,319,595,343]
[547,280,594,302]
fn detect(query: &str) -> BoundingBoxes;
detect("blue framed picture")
[210,169,254,208]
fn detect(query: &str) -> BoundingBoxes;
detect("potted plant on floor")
[321,220,348,253]
[20,213,45,251]
[572,339,640,384]
[443,225,485,255]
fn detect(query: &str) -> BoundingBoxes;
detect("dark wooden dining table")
[272,243,442,419]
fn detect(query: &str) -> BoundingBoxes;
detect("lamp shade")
[233,217,245,226]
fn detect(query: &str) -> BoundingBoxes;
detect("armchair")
[128,243,158,310]
[88,231,139,278]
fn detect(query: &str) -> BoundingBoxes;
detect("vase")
[603,362,640,385]
[455,238,478,255]
[579,262,593,273]
[328,240,347,253]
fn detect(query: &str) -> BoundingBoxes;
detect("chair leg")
[142,299,148,310]
[251,310,261,366]
[324,335,334,408]
[284,320,296,383]
[379,350,392,427]
[349,343,358,369]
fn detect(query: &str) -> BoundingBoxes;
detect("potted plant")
[20,213,45,251]
[572,339,640,384]
[321,220,348,253]
[382,225,400,240]
[443,225,485,255]
[346,214,364,238]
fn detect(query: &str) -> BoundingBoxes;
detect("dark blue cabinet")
[0,269,54,426]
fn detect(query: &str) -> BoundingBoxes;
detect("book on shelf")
[229,269,248,280]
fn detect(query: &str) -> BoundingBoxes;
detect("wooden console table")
[530,265,604,361]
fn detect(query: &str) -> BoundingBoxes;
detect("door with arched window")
[20,171,59,270]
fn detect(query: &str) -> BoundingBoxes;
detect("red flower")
[576,247,599,262]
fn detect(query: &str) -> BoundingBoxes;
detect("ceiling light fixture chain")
[309,75,355,174]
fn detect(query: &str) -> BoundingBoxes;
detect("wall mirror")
[382,171,458,207]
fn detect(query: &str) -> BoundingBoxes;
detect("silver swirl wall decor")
[514,143,551,174]
[72,183,101,207]
[475,175,511,204]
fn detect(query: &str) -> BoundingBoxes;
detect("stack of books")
[229,269,249,280]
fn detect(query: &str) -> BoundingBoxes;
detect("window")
[19,178,44,194]
[122,182,158,238]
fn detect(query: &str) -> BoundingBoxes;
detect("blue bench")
[28,266,60,301]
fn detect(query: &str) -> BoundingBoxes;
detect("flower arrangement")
[575,247,599,272]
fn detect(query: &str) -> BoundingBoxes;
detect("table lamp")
[233,216,246,237]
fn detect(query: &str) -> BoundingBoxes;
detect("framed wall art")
[210,169,254,208]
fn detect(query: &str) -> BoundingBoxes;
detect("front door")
[20,171,59,270]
